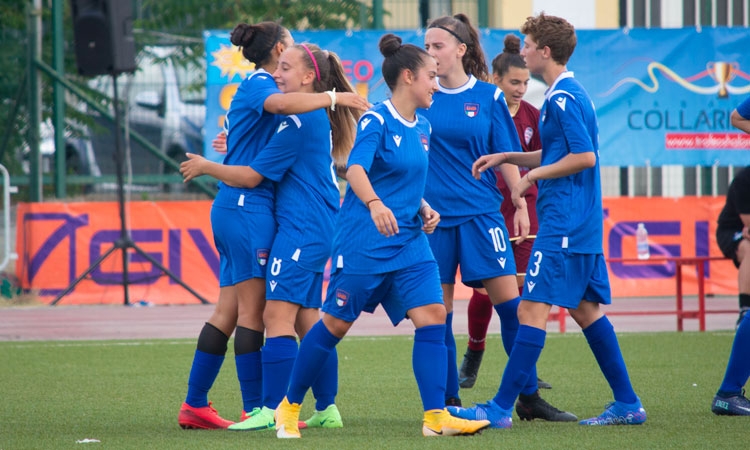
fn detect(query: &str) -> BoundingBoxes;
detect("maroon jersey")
[495,100,540,270]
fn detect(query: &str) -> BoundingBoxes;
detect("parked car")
[21,118,100,178]
[82,46,206,190]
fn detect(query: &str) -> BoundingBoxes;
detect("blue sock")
[287,321,341,405]
[414,324,447,411]
[185,350,224,408]
[311,349,338,411]
[495,298,539,395]
[494,298,520,355]
[493,325,545,410]
[718,312,750,396]
[235,351,262,412]
[262,336,298,409]
[583,316,638,404]
[444,312,459,401]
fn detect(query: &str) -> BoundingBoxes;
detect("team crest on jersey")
[256,249,269,266]
[464,103,479,118]
[524,127,534,145]
[420,134,429,151]
[335,289,350,307]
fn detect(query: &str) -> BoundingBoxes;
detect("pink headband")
[300,44,320,81]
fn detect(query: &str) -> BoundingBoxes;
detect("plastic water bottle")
[636,223,650,260]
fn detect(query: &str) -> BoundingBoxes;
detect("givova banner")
[204,27,750,167]
[15,198,737,305]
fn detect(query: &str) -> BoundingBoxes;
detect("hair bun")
[503,34,521,54]
[379,33,403,58]
[230,23,256,47]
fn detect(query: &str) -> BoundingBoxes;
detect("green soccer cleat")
[227,406,275,431]
[303,404,344,428]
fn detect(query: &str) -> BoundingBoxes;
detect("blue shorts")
[266,247,325,309]
[428,212,517,288]
[522,249,611,309]
[211,203,276,287]
[322,261,444,326]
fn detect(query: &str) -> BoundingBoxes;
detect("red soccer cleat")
[178,402,234,429]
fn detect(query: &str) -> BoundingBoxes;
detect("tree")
[135,0,373,46]
[0,0,373,180]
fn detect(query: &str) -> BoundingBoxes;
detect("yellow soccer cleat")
[275,397,302,439]
[422,408,490,437]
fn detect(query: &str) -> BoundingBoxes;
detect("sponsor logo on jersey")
[464,103,479,118]
[269,280,278,292]
[526,280,536,292]
[555,96,567,111]
[277,121,289,133]
[336,289,350,307]
[497,257,506,269]
[393,134,402,147]
[360,117,372,130]
[256,249,269,266]
[524,126,534,145]
[420,134,429,151]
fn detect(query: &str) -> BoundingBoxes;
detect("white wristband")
[326,88,337,111]
[419,199,430,214]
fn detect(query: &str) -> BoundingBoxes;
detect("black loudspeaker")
[71,0,136,76]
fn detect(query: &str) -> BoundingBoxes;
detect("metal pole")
[26,0,42,202]
[477,0,488,27]
[52,0,66,198]
[372,0,383,29]
[112,75,131,305]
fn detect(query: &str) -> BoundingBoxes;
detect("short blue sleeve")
[736,96,750,120]
[250,115,301,182]
[550,93,594,154]
[347,111,384,173]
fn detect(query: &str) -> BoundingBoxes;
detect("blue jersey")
[332,100,434,274]
[420,75,521,226]
[536,72,603,254]
[217,69,279,211]
[737,96,750,119]
[251,109,339,272]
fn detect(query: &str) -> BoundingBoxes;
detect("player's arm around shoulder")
[731,108,750,134]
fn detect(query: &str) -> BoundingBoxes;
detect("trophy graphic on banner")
[708,61,737,98]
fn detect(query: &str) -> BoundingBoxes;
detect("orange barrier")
[15,197,739,305]
[15,201,217,305]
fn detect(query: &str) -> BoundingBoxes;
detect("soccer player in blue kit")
[449,12,647,428]
[177,21,367,430]
[421,14,573,422]
[710,96,750,416]
[272,33,491,439]
[183,43,362,431]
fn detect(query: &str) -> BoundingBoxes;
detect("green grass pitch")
[0,331,746,449]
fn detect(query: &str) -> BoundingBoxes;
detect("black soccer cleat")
[515,391,577,422]
[458,348,484,389]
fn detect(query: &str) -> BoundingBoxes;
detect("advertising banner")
[16,198,737,305]
[15,202,217,305]
[205,28,750,167]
